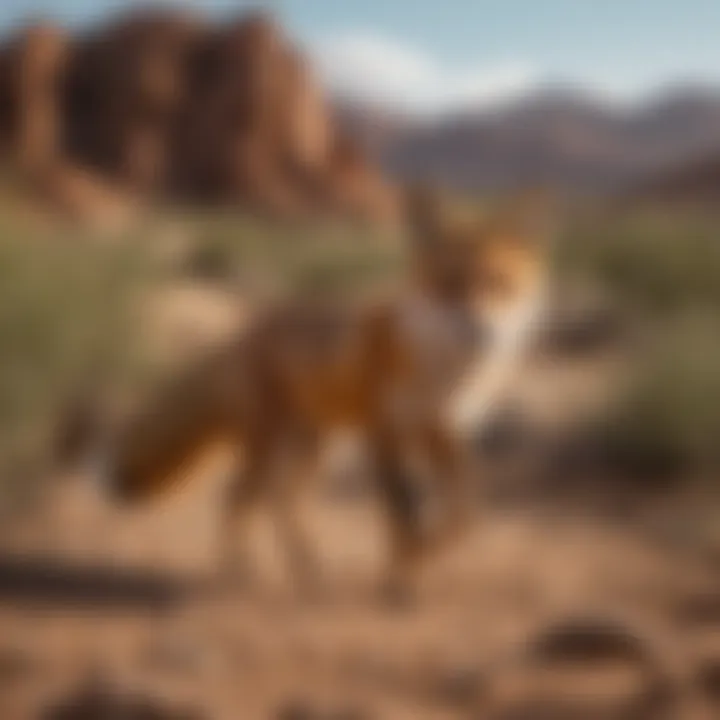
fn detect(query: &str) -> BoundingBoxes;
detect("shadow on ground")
[0,553,191,611]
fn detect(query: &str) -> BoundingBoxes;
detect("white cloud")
[307,32,540,116]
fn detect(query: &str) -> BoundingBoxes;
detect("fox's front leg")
[370,426,426,606]
[419,420,478,557]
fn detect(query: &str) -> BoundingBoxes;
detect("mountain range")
[335,83,720,195]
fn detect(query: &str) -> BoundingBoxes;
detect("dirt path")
[1,288,716,718]
[1,483,719,719]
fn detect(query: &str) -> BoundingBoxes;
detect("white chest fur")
[385,290,544,429]
[449,289,544,432]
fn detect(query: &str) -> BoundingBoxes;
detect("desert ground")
[1,8,720,718]
[1,273,720,720]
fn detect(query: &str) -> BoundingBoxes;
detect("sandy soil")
[1,484,719,719]
[1,289,718,719]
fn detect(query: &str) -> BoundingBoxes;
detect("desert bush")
[598,314,720,483]
[556,208,720,486]
[558,209,720,318]
[0,219,151,511]
[181,213,402,296]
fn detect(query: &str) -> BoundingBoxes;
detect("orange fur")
[64,187,553,597]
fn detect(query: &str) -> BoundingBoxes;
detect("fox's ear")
[487,187,561,250]
[403,182,446,252]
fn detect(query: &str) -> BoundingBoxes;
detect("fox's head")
[404,185,556,335]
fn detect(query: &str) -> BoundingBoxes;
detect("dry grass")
[0,217,153,512]
[560,207,720,485]
[0,206,402,514]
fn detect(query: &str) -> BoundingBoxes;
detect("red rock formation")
[1,23,67,172]
[0,10,395,224]
[62,11,203,193]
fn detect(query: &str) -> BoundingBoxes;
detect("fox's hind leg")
[220,434,274,587]
[419,420,477,558]
[221,425,323,595]
[269,428,323,596]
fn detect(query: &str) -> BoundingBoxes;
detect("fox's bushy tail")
[57,341,251,502]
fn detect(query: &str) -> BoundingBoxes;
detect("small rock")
[527,616,650,665]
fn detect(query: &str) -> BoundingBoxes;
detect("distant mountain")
[635,152,720,203]
[335,84,720,195]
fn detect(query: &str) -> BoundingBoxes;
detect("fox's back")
[241,294,488,431]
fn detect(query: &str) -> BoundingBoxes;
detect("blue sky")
[2,0,719,113]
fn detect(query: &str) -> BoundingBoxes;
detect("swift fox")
[57,188,553,598]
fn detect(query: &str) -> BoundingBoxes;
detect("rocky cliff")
[0,10,396,224]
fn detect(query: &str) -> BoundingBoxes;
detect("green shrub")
[558,209,720,318]
[0,221,150,510]
[556,208,720,486]
[599,314,720,482]
[181,213,402,296]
